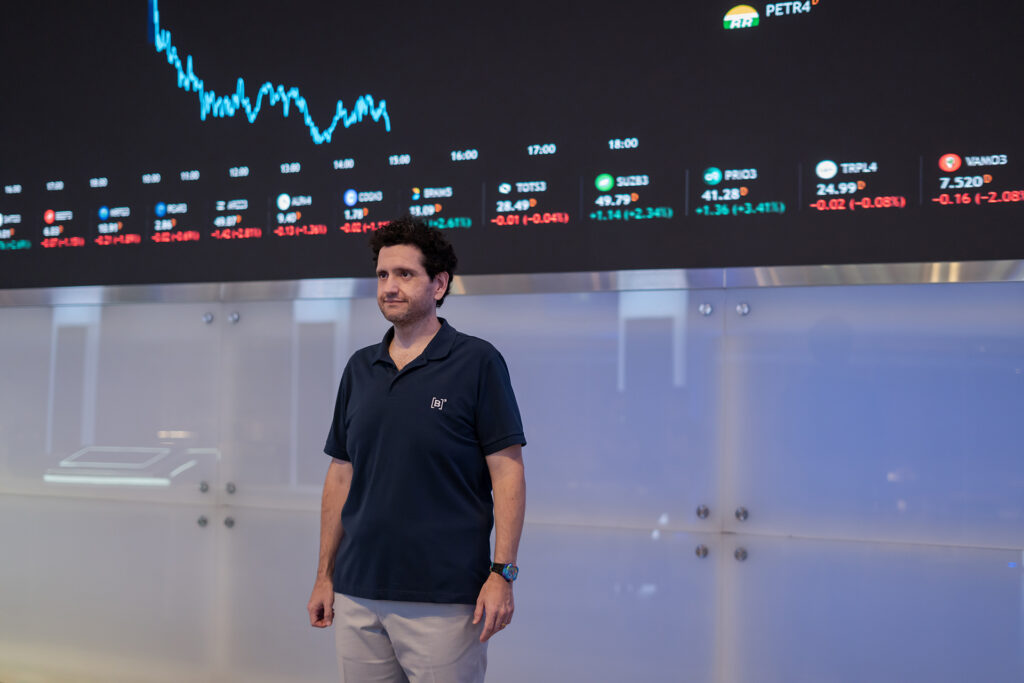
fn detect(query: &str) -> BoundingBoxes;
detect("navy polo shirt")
[324,319,526,604]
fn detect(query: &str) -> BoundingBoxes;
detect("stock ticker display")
[2,1,1023,288]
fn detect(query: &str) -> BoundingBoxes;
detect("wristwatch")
[490,561,519,582]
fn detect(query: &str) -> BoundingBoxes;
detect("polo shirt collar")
[374,318,457,367]
[425,318,457,359]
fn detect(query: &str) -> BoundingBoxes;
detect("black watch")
[490,561,519,582]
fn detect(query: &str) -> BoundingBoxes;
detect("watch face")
[502,564,519,581]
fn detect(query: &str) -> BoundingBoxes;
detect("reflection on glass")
[618,290,689,391]
[46,305,101,454]
[41,445,220,488]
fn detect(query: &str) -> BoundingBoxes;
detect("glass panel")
[219,291,724,531]
[442,290,724,530]
[722,282,1024,546]
[0,495,217,682]
[217,506,338,681]
[1,303,222,502]
[0,306,52,491]
[721,534,1023,683]
[488,522,718,683]
[218,298,373,504]
[217,292,723,680]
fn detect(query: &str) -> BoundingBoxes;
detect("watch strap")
[490,561,519,582]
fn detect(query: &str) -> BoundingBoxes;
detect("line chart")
[147,0,391,144]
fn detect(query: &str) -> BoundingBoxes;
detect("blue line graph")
[147,0,391,143]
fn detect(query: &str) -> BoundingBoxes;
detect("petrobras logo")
[724,5,759,29]
[724,2,819,30]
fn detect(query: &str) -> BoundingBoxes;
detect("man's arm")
[473,444,525,642]
[307,458,353,627]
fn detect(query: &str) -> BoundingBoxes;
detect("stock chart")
[2,1,1023,287]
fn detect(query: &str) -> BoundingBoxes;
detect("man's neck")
[391,314,442,352]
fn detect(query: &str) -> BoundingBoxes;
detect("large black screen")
[2,1,1023,288]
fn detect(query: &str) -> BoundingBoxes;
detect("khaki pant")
[334,592,487,683]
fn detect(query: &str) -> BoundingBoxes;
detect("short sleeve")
[475,349,526,455]
[324,363,351,461]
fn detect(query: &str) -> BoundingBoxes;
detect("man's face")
[376,244,447,326]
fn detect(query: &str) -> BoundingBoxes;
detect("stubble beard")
[379,297,435,327]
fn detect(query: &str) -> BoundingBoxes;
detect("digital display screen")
[2,1,1023,288]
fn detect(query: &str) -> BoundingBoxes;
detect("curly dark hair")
[369,216,458,307]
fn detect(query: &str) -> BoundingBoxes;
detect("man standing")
[308,217,526,682]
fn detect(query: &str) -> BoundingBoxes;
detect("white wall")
[1,281,1022,682]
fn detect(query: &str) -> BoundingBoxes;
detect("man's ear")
[434,271,450,300]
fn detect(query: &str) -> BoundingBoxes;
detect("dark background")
[2,1,1023,287]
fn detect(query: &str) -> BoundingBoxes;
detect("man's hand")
[309,459,351,628]
[473,573,514,642]
[308,577,336,628]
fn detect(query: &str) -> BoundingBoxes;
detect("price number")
[938,175,984,189]
[410,205,437,217]
[496,199,532,213]
[595,194,633,207]
[816,182,858,196]
[702,188,741,201]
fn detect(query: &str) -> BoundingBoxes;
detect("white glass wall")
[442,291,723,531]
[0,302,221,504]
[720,283,1024,547]
[719,534,1022,683]
[0,495,218,683]
[1,280,1022,682]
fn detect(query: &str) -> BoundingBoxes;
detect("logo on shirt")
[430,397,448,411]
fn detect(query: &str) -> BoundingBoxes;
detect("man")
[308,217,526,683]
